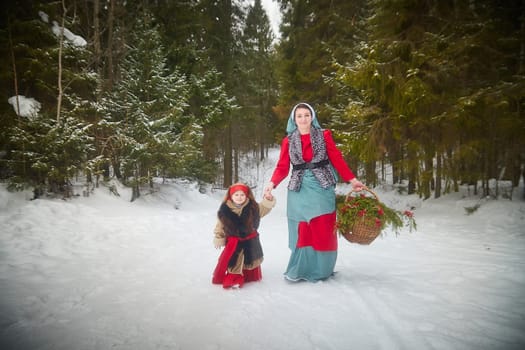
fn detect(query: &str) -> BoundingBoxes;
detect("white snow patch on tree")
[7,95,41,119]
[38,11,49,23]
[51,20,87,47]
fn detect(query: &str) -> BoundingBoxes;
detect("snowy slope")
[1,151,524,350]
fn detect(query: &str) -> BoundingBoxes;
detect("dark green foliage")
[237,0,279,160]
[330,0,525,198]
[0,1,234,198]
[98,12,218,200]
[5,115,93,196]
[275,0,368,124]
[1,1,97,196]
[3,0,521,201]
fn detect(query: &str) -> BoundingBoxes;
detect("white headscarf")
[286,102,322,135]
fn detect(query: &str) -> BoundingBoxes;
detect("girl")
[212,183,275,288]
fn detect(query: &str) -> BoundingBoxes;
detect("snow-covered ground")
[1,150,524,350]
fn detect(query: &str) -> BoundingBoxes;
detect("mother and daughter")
[212,102,364,288]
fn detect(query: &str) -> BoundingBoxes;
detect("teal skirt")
[285,170,337,282]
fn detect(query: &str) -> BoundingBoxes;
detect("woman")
[264,102,364,282]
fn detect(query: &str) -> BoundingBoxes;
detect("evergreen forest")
[1,0,524,201]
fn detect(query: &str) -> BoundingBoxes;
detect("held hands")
[263,181,274,199]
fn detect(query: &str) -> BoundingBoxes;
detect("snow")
[1,149,525,350]
[38,11,49,24]
[38,10,87,47]
[7,96,41,119]
[51,21,87,47]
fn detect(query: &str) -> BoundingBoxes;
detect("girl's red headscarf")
[229,183,249,198]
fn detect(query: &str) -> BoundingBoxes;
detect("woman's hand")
[263,181,274,198]
[350,178,365,191]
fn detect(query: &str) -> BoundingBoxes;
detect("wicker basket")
[339,187,382,245]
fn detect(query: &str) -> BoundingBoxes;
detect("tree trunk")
[435,152,442,198]
[518,0,524,200]
[234,145,239,183]
[106,0,115,90]
[233,121,239,183]
[522,166,525,200]
[113,159,122,179]
[223,122,233,188]
[407,144,417,195]
[56,0,66,124]
[391,145,401,184]
[93,0,102,93]
[365,160,377,187]
[8,18,19,115]
[8,17,27,179]
[131,166,140,202]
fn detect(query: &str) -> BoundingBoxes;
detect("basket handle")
[345,186,379,202]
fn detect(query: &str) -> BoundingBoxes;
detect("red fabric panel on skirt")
[243,266,262,282]
[212,232,257,284]
[296,212,337,251]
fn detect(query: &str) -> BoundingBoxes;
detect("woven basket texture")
[340,187,382,245]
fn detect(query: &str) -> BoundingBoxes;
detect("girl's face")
[294,107,312,133]
[230,190,247,205]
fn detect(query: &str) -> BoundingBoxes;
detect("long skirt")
[284,170,338,282]
[212,232,263,286]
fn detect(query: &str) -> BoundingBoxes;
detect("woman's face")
[294,107,312,133]
[230,190,247,205]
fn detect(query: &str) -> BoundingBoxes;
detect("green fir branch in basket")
[336,190,417,237]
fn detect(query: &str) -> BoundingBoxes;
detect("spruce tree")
[99,12,206,201]
[332,0,525,198]
[276,0,368,124]
[238,0,279,161]
[1,1,97,196]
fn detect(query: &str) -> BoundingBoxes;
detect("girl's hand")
[264,193,274,201]
[213,237,225,249]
